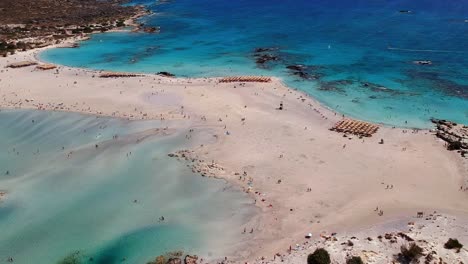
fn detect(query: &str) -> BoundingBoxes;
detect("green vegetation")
[346,256,364,264]
[444,238,463,251]
[83,27,93,33]
[116,20,126,27]
[307,248,331,264]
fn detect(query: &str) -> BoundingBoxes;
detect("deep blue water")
[41,0,468,127]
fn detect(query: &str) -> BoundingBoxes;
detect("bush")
[398,243,423,263]
[444,238,463,250]
[346,256,364,264]
[83,27,93,33]
[307,248,331,264]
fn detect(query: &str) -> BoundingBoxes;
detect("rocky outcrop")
[143,26,160,33]
[167,258,182,264]
[184,255,198,264]
[431,119,468,156]
[157,71,176,77]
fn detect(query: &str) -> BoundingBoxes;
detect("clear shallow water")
[0,110,254,264]
[40,0,468,128]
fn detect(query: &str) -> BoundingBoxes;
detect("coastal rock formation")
[431,119,468,156]
[143,27,161,33]
[184,255,198,264]
[157,72,176,77]
[259,213,468,264]
[167,258,182,264]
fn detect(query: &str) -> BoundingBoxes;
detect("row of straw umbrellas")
[331,119,379,137]
[219,76,271,83]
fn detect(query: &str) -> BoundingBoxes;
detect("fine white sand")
[0,49,467,263]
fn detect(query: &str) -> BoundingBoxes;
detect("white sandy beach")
[0,49,467,263]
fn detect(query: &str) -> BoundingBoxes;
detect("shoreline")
[34,33,459,131]
[33,45,432,131]
[1,44,468,263]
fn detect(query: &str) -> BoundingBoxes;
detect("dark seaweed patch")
[404,70,468,99]
[317,79,353,94]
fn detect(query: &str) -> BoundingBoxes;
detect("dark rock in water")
[318,83,345,93]
[167,258,182,264]
[252,47,282,68]
[413,60,432,65]
[333,79,354,86]
[292,71,309,79]
[286,65,307,71]
[317,80,355,93]
[360,81,405,96]
[286,65,323,80]
[255,53,279,64]
[254,47,278,53]
[184,255,198,264]
[143,26,160,33]
[405,70,468,99]
[157,71,175,77]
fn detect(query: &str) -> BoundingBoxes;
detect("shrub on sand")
[346,256,364,264]
[444,238,463,251]
[398,243,423,263]
[307,248,331,264]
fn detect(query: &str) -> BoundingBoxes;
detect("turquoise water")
[0,110,255,264]
[40,0,468,128]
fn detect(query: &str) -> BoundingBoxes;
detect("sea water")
[0,110,255,264]
[40,0,468,128]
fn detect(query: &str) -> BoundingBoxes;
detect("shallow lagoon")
[0,110,255,264]
[41,0,468,128]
